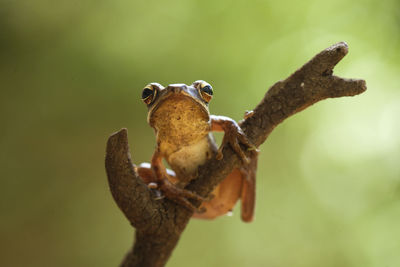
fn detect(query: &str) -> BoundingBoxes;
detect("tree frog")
[137,81,258,222]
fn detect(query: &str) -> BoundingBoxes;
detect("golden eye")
[198,82,213,103]
[141,85,157,105]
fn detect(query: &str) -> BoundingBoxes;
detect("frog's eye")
[198,82,213,103]
[141,84,158,105]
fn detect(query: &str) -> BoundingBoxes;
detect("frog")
[136,80,258,222]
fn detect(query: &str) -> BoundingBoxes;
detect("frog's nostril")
[173,87,182,93]
[168,84,186,93]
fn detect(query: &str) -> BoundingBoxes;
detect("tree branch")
[105,42,366,267]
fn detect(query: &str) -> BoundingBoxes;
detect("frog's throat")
[147,91,210,125]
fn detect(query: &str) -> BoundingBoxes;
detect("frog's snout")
[167,84,187,93]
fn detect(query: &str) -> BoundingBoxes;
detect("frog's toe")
[180,188,206,202]
[174,196,198,212]
[232,139,250,164]
[247,146,259,152]
[196,206,207,214]
[236,130,257,151]
[147,182,158,189]
[153,192,165,200]
[206,193,215,201]
[158,179,206,211]
[216,147,224,160]
[217,131,251,163]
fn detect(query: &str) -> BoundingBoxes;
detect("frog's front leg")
[210,115,257,163]
[150,150,206,211]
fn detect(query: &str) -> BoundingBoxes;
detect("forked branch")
[105,42,366,267]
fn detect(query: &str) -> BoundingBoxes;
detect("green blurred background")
[1,0,399,266]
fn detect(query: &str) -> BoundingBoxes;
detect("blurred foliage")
[1,0,400,266]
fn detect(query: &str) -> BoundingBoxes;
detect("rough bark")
[105,42,366,267]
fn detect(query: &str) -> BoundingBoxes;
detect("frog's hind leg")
[193,168,243,220]
[145,151,207,211]
[193,150,258,222]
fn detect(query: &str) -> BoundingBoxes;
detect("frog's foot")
[158,178,206,212]
[216,120,257,163]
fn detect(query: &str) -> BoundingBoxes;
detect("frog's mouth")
[148,90,210,128]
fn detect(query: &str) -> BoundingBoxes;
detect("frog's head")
[141,81,213,129]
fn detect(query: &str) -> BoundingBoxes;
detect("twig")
[105,42,366,267]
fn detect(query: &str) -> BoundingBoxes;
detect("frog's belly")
[166,137,212,183]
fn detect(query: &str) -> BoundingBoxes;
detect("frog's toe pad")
[147,182,158,189]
